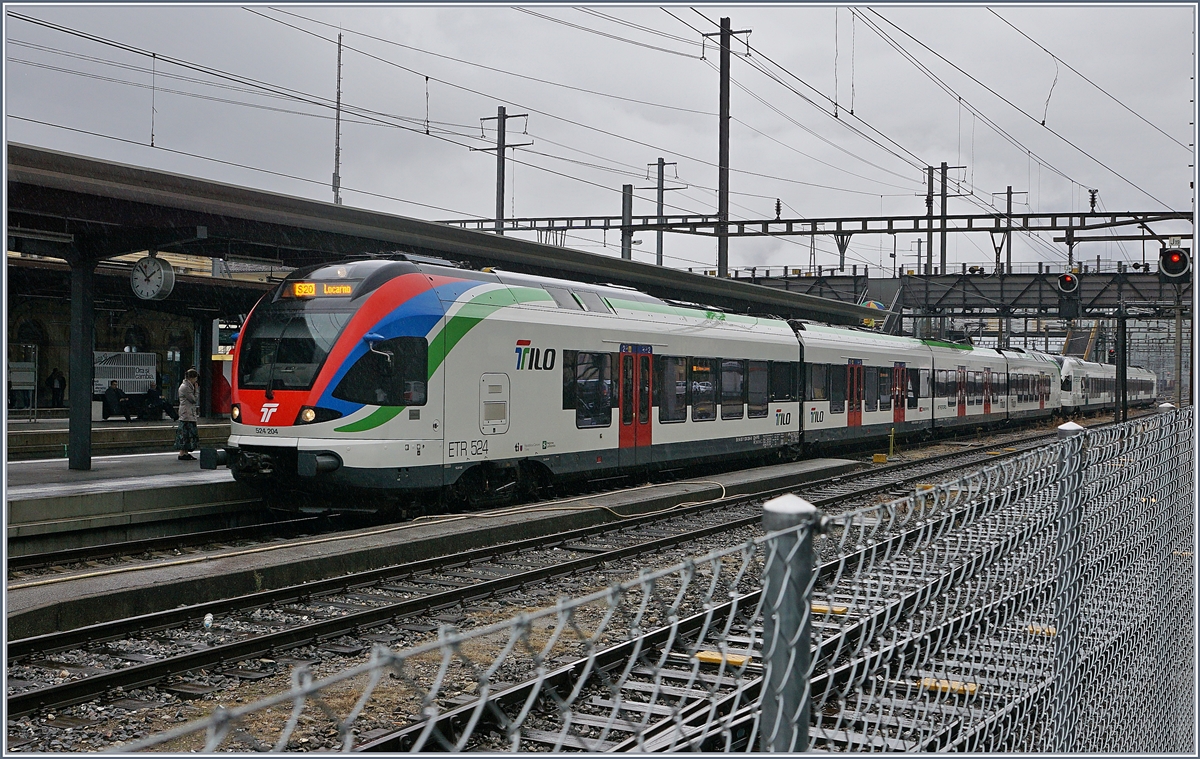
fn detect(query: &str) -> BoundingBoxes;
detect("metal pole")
[939,161,948,275]
[495,106,506,235]
[621,184,633,260]
[925,167,934,275]
[1051,420,1086,752]
[717,17,731,278]
[68,258,96,470]
[1117,308,1128,422]
[656,157,665,267]
[1005,186,1013,272]
[332,33,343,205]
[760,494,818,752]
[1175,288,1183,406]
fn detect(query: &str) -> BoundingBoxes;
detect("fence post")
[1050,421,1086,751]
[760,494,820,752]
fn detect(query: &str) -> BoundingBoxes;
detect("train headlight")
[294,406,342,425]
[230,404,241,422]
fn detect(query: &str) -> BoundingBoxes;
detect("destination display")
[285,281,356,298]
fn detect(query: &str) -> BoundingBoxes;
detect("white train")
[201,258,1156,508]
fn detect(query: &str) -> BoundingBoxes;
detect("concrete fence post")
[760,494,820,752]
[1050,420,1086,751]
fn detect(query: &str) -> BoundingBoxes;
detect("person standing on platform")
[46,368,65,407]
[176,368,200,461]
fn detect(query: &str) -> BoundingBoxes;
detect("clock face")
[131,256,176,300]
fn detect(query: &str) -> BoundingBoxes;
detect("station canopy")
[7,143,882,326]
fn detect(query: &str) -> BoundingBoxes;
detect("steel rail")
[5,436,1057,718]
[355,450,1057,751]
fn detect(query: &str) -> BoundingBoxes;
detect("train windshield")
[238,308,352,392]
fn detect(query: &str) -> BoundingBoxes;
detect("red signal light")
[1159,248,1191,279]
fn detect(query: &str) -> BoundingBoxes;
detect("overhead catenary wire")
[988,8,1190,152]
[865,9,1177,210]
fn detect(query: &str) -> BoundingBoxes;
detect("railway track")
[6,515,328,575]
[6,430,1061,725]
[8,411,1124,580]
[357,452,1062,752]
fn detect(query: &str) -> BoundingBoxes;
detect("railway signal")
[1057,272,1081,318]
[1056,272,1080,295]
[1158,248,1191,280]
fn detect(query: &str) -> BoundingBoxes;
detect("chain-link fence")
[125,409,1195,753]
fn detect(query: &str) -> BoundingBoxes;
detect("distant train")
[201,257,1157,510]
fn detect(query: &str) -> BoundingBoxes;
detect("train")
[200,256,1157,511]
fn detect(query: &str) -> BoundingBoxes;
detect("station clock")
[130,255,176,300]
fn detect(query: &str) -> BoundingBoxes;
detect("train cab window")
[748,361,770,418]
[332,336,428,406]
[908,368,920,409]
[573,291,612,314]
[658,356,688,422]
[545,286,584,310]
[720,359,746,420]
[808,364,828,402]
[864,366,879,412]
[770,361,797,402]
[691,358,717,421]
[575,352,613,428]
[878,367,892,411]
[829,364,847,414]
[239,311,352,392]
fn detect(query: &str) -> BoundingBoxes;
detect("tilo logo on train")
[514,340,556,370]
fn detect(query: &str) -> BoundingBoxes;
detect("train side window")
[908,367,920,409]
[770,361,796,401]
[878,367,892,411]
[720,359,746,420]
[659,356,688,422]
[864,366,879,412]
[575,352,612,428]
[562,350,578,410]
[748,361,769,418]
[808,364,828,402]
[332,336,428,407]
[691,358,717,421]
[919,369,931,400]
[829,364,847,413]
[545,286,584,310]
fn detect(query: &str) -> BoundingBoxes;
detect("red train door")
[957,367,967,417]
[983,368,992,415]
[847,360,863,427]
[893,362,906,424]
[618,345,653,467]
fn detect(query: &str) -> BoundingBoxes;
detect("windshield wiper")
[263,316,294,400]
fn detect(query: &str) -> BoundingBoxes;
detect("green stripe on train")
[334,286,552,433]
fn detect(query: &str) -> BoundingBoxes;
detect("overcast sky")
[4,4,1195,276]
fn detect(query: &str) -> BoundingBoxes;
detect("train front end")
[202,259,444,511]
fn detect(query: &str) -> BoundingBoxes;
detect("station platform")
[6,456,867,639]
[6,417,230,460]
[6,452,254,560]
